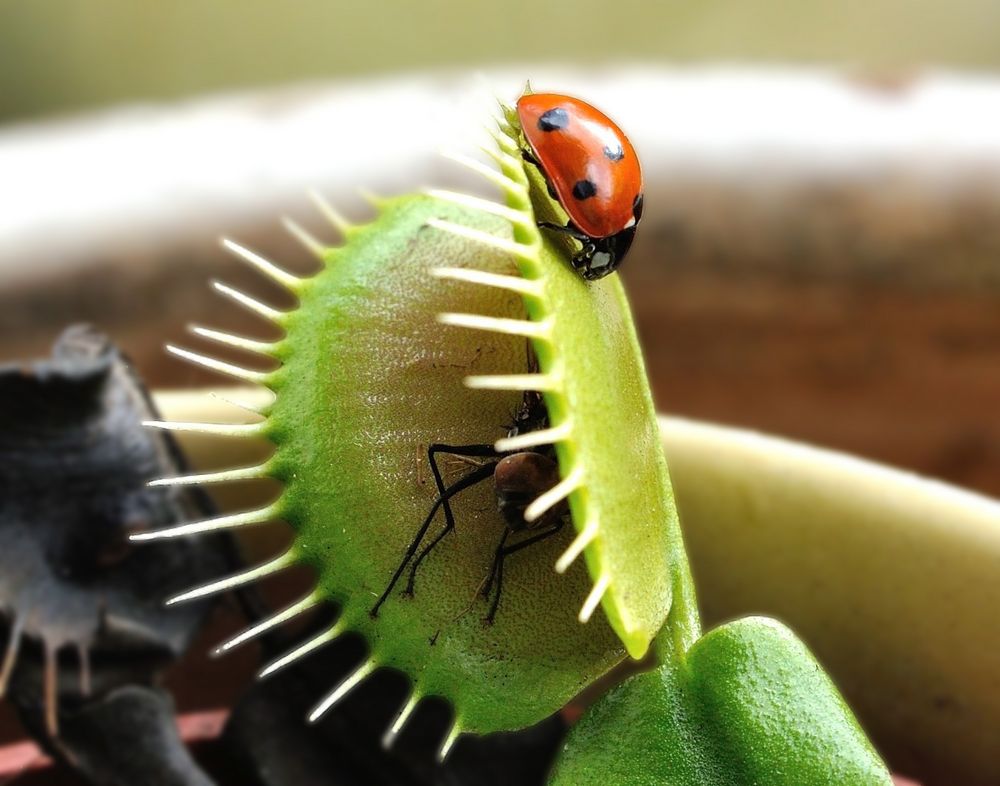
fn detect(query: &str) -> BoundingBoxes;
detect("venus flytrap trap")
[136,101,680,758]
[135,90,893,783]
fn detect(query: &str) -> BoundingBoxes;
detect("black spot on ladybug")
[603,143,625,162]
[572,179,597,201]
[538,108,569,132]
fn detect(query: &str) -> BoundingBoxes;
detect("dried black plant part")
[222,618,565,786]
[28,685,215,786]
[0,325,228,777]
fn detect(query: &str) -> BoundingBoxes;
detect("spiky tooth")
[129,503,278,542]
[0,616,23,698]
[214,593,320,656]
[382,691,421,749]
[220,239,302,291]
[441,151,527,198]
[431,266,541,297]
[427,218,526,257]
[555,520,598,574]
[494,421,571,453]
[282,216,326,259]
[212,281,286,323]
[579,574,611,623]
[141,420,265,438]
[524,466,584,523]
[357,187,392,214]
[308,658,377,722]
[357,187,383,206]
[208,389,271,416]
[464,373,560,392]
[437,720,463,762]
[487,123,520,155]
[77,643,91,697]
[259,623,343,679]
[308,189,353,235]
[438,312,551,340]
[189,326,277,356]
[480,143,523,175]
[425,189,530,226]
[43,642,58,736]
[149,463,269,488]
[166,345,269,385]
[166,550,297,605]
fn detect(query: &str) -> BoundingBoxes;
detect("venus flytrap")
[139,119,678,755]
[139,93,893,782]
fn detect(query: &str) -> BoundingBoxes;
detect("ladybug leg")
[539,223,609,279]
[371,450,498,616]
[481,528,511,600]
[520,149,559,198]
[483,518,566,624]
[576,234,621,280]
[571,242,597,273]
[537,222,590,242]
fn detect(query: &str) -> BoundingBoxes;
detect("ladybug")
[516,92,644,280]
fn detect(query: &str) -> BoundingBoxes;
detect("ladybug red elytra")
[517,92,644,280]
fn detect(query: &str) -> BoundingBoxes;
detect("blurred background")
[4,0,1000,122]
[2,0,998,496]
[2,2,1000,784]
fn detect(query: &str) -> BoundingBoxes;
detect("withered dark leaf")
[0,325,230,783]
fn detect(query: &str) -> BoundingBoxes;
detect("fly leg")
[483,518,566,624]
[427,443,500,539]
[404,460,501,595]
[371,458,497,617]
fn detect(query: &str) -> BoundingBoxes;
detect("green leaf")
[549,616,893,786]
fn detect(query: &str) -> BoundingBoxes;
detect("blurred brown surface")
[628,173,1000,497]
